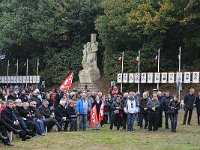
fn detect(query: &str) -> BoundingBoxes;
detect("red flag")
[99,99,105,121]
[59,72,74,90]
[90,105,99,127]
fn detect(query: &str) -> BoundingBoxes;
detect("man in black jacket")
[139,92,149,129]
[161,91,171,129]
[38,100,61,131]
[29,91,42,108]
[183,88,195,125]
[19,90,28,102]
[195,91,200,125]
[1,100,27,141]
[54,100,69,131]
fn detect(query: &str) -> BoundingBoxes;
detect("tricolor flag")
[154,49,160,64]
[178,46,181,60]
[59,72,74,90]
[90,105,99,127]
[135,49,140,65]
[99,98,105,121]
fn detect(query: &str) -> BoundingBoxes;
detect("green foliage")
[96,0,200,84]
[0,0,100,85]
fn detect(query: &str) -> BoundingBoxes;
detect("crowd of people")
[0,85,199,147]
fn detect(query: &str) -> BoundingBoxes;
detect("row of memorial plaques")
[117,72,200,83]
[0,76,40,84]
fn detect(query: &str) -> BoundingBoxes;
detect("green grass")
[1,110,199,150]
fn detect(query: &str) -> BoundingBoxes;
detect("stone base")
[77,83,99,92]
[79,68,100,83]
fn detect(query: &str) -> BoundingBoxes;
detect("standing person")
[126,93,138,131]
[139,92,149,129]
[168,95,180,132]
[107,94,113,124]
[162,91,171,129]
[147,94,160,131]
[195,91,200,125]
[76,92,91,131]
[183,88,195,125]
[109,96,121,131]
[91,95,102,130]
[157,91,163,128]
[121,93,128,130]
[68,102,77,131]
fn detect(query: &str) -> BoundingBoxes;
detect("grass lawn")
[1,110,199,150]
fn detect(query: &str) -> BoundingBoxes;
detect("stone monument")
[79,34,101,83]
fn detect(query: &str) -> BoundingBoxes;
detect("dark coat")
[162,96,171,111]
[38,105,51,118]
[19,94,29,102]
[68,105,77,119]
[16,106,29,118]
[168,100,180,115]
[1,106,17,124]
[139,98,148,114]
[184,93,195,109]
[195,96,200,113]
[54,105,68,122]
[27,107,43,119]
[29,96,42,108]
[147,99,160,113]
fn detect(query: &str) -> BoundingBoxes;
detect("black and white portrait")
[168,72,175,83]
[147,73,153,83]
[184,72,190,83]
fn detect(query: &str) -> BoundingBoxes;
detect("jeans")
[139,112,148,128]
[127,113,135,131]
[170,114,178,132]
[79,114,87,130]
[164,111,169,128]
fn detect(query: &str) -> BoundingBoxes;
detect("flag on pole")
[178,47,181,60]
[90,105,99,127]
[135,49,140,65]
[99,98,105,121]
[154,55,158,64]
[59,72,74,90]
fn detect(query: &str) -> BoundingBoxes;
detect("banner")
[161,73,167,83]
[184,72,190,83]
[154,73,160,83]
[147,73,153,83]
[135,73,140,83]
[141,73,146,83]
[117,73,122,83]
[59,72,74,90]
[129,73,134,83]
[123,73,128,83]
[90,105,99,127]
[192,72,199,83]
[168,72,175,83]
[99,100,104,121]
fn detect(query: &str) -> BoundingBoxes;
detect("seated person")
[38,100,62,132]
[1,100,28,141]
[54,100,69,131]
[27,101,46,136]
[15,99,37,136]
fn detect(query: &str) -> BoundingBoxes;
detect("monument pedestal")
[79,68,100,83]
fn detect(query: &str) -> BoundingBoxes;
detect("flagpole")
[157,49,160,90]
[36,58,39,76]
[121,51,124,93]
[16,59,18,76]
[26,58,28,87]
[178,47,181,102]
[7,60,9,85]
[138,49,140,93]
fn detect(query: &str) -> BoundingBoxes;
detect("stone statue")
[79,34,101,83]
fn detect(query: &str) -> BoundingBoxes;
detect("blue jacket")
[76,98,91,114]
